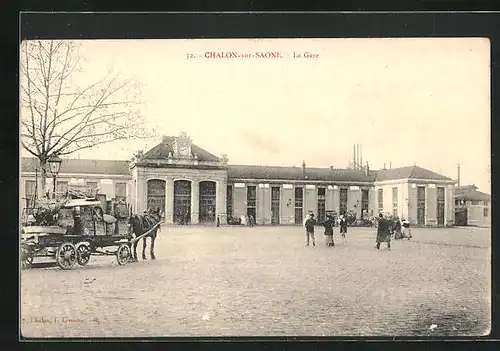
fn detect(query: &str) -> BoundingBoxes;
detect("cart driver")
[73,206,83,236]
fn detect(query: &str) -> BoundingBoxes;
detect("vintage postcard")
[20,38,491,338]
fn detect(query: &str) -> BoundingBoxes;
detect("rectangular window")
[271,187,280,225]
[392,187,398,216]
[484,207,489,217]
[246,186,257,218]
[115,182,127,200]
[24,180,36,209]
[294,187,303,224]
[339,188,348,215]
[226,185,233,219]
[361,189,369,218]
[294,187,303,207]
[436,187,445,225]
[317,187,326,223]
[417,186,426,225]
[378,188,383,213]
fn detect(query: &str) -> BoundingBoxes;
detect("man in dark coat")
[304,213,316,247]
[376,213,391,250]
[323,214,335,247]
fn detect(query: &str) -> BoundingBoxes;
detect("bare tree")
[20,40,148,199]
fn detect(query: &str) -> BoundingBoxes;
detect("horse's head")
[128,214,142,234]
[146,207,161,222]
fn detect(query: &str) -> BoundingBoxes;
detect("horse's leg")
[150,231,157,260]
[142,236,147,260]
[132,241,138,262]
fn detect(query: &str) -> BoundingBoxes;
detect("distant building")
[20,133,458,226]
[454,185,491,227]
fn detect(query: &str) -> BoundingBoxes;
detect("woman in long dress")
[324,214,335,247]
[393,216,402,239]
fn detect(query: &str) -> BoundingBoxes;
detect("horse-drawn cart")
[21,198,161,270]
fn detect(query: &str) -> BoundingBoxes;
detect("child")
[339,215,348,238]
[304,213,316,246]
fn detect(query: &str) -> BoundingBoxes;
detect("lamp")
[48,155,63,198]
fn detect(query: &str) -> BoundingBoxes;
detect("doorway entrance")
[199,181,216,223]
[271,186,280,225]
[417,186,426,225]
[437,187,445,226]
[294,187,303,224]
[174,180,191,224]
[147,179,166,217]
[455,208,468,226]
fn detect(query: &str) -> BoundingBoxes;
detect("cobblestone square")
[20,226,491,338]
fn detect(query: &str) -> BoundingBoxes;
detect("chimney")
[330,165,333,171]
[390,162,392,169]
[383,163,386,170]
[360,144,363,169]
[355,144,359,170]
[457,164,461,186]
[302,160,306,175]
[365,162,370,176]
[353,144,356,169]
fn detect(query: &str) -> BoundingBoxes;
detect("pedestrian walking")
[323,214,335,247]
[304,213,316,247]
[375,213,391,250]
[249,214,255,227]
[401,218,412,239]
[339,215,348,238]
[393,216,402,239]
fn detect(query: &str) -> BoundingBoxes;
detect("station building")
[454,185,491,227]
[20,133,458,227]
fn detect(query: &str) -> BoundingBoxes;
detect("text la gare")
[293,52,320,59]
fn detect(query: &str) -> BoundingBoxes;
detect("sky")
[20,38,491,193]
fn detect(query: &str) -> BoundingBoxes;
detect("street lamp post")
[48,155,63,199]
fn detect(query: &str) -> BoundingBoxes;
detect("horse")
[128,208,162,261]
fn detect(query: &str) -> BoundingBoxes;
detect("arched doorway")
[174,180,191,224]
[147,179,166,217]
[199,181,216,223]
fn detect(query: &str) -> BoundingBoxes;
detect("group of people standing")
[303,213,348,247]
[304,212,412,249]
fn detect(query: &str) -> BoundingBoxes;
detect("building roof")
[455,185,490,202]
[456,185,478,192]
[21,157,131,175]
[375,165,452,182]
[227,165,379,183]
[20,157,454,185]
[143,136,220,162]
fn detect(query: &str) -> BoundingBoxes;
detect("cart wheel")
[76,243,91,266]
[116,243,131,265]
[21,244,34,270]
[56,242,77,270]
